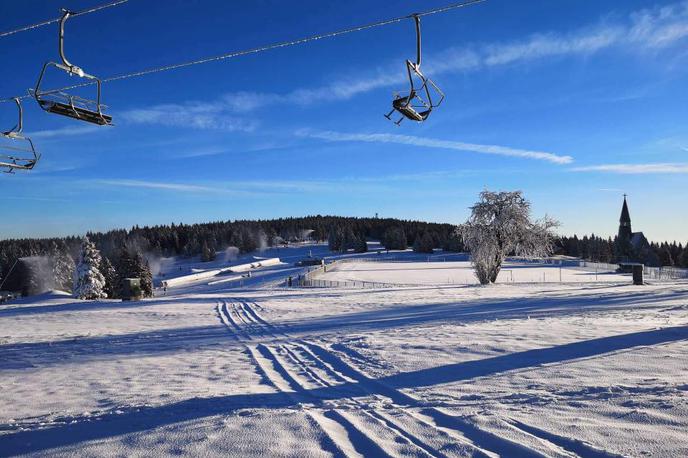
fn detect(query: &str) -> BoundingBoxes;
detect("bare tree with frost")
[460,190,559,285]
[73,237,107,300]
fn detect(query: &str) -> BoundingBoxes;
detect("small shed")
[121,278,142,301]
[295,258,324,267]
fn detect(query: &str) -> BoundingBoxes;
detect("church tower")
[618,194,632,242]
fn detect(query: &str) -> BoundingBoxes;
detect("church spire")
[620,194,631,225]
[618,194,632,241]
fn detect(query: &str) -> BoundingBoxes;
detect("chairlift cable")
[0,0,129,39]
[0,0,485,103]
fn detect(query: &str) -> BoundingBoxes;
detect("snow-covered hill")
[1,252,687,456]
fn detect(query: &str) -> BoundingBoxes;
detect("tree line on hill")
[1,215,686,297]
[555,234,688,268]
[0,216,459,297]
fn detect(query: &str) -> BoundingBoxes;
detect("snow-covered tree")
[73,237,107,300]
[50,241,75,292]
[461,190,558,285]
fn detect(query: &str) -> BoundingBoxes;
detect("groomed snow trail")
[215,298,598,457]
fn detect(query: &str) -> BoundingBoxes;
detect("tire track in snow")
[215,301,242,339]
[224,298,600,458]
[226,298,495,457]
[257,343,397,457]
[222,299,448,456]
[216,300,374,457]
[504,418,625,458]
[282,342,476,458]
[305,341,550,458]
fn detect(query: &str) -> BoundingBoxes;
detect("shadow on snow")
[2,324,688,455]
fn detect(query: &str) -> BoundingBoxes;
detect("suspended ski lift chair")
[32,9,112,126]
[385,15,445,125]
[0,98,40,173]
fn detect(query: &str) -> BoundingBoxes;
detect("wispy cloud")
[29,125,104,139]
[87,171,482,197]
[90,179,262,196]
[115,2,688,121]
[119,101,259,132]
[297,129,573,164]
[218,1,688,110]
[572,163,688,174]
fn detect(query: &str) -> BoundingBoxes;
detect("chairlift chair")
[0,98,40,173]
[32,9,112,126]
[385,15,445,125]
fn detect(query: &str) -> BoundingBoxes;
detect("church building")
[617,195,658,266]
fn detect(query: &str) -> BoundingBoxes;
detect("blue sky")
[1,0,687,243]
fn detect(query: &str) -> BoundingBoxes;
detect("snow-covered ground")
[1,254,688,457]
[317,260,632,285]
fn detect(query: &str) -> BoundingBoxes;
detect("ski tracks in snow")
[215,298,606,457]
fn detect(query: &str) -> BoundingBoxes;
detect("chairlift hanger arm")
[59,10,76,73]
[413,15,422,68]
[2,98,23,136]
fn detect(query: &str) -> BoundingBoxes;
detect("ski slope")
[1,251,687,457]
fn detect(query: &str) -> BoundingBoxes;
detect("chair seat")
[0,157,37,171]
[39,100,112,125]
[396,105,426,122]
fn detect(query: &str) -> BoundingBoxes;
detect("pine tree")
[100,257,118,299]
[141,259,153,297]
[383,227,407,250]
[73,237,107,300]
[353,234,368,253]
[680,247,688,268]
[328,227,344,252]
[50,241,75,292]
[442,230,464,252]
[201,240,216,262]
[115,249,154,298]
[413,232,434,254]
[659,246,674,266]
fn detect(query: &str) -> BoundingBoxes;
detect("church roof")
[631,232,648,249]
[620,195,631,223]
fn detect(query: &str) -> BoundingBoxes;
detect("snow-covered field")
[317,260,632,285]
[1,253,688,457]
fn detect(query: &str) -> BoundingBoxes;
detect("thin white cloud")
[29,125,103,139]
[218,1,688,110]
[115,2,688,121]
[90,179,263,196]
[572,163,688,174]
[89,178,379,195]
[87,172,482,197]
[120,102,258,132]
[297,129,572,165]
